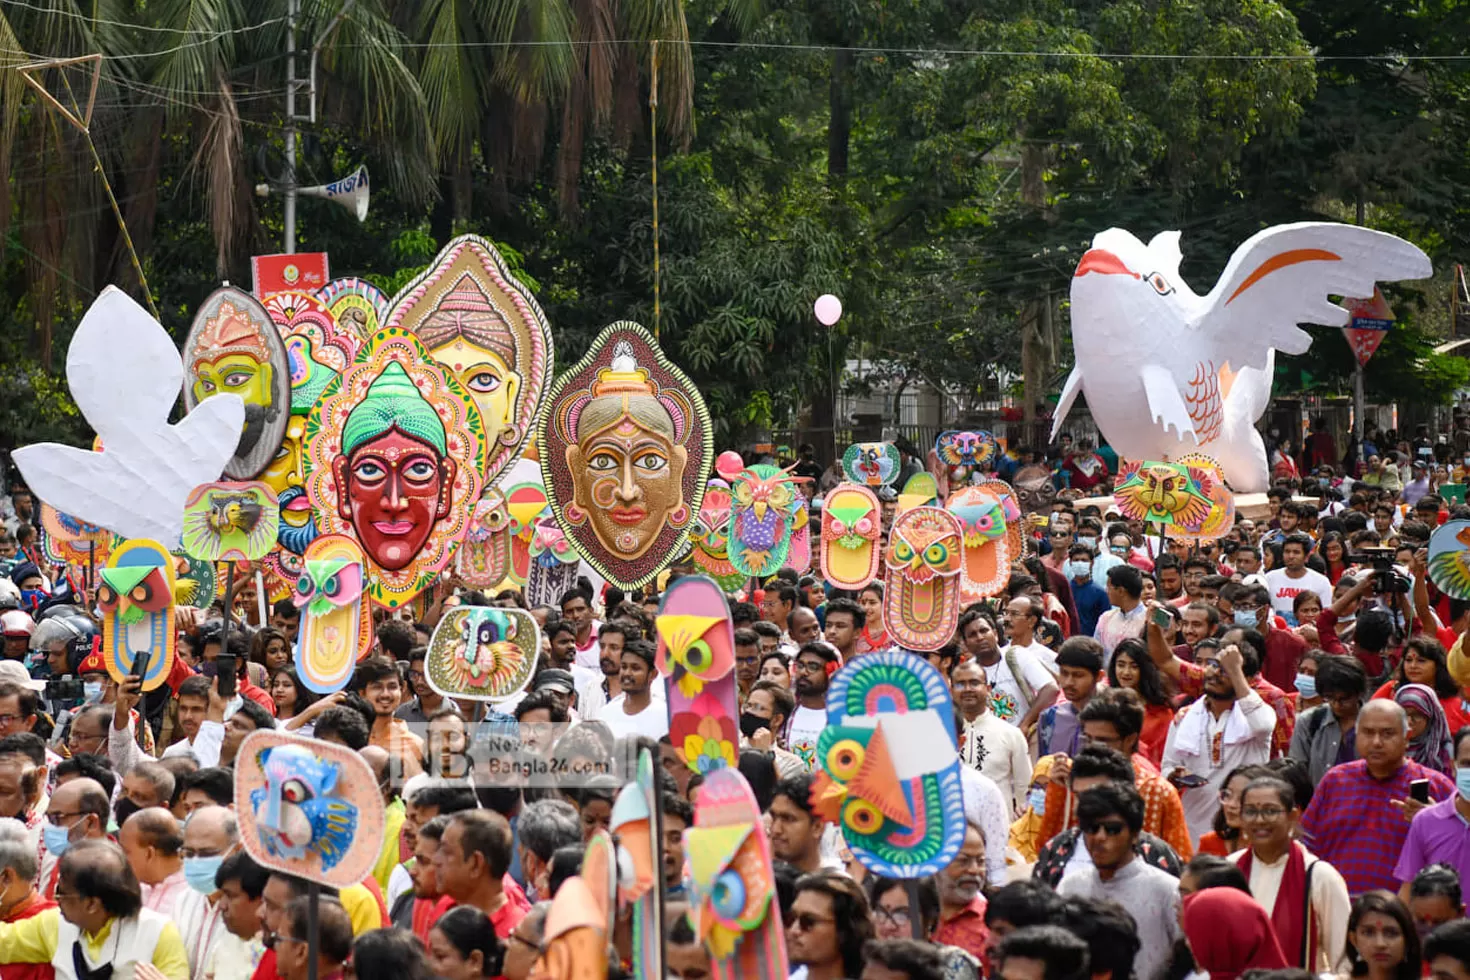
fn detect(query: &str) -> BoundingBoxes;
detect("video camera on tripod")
[1346,546,1412,596]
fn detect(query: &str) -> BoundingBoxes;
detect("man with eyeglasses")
[175,805,239,979]
[393,647,455,726]
[38,777,109,900]
[932,822,990,963]
[787,870,872,980]
[273,895,352,980]
[1043,527,1074,574]
[500,901,548,980]
[951,660,1031,814]
[1058,783,1182,980]
[784,644,839,771]
[1234,774,1349,972]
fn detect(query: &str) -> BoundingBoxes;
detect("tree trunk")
[827,48,851,181]
[1020,142,1047,431]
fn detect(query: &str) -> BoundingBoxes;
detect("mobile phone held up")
[216,654,237,700]
[129,650,151,684]
[1411,778,1431,804]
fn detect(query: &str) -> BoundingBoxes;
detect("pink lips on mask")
[371,521,415,535]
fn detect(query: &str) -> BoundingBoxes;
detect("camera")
[1347,547,1412,596]
[44,677,83,702]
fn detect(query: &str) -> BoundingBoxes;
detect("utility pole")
[284,0,299,254]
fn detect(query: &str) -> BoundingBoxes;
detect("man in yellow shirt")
[0,839,189,980]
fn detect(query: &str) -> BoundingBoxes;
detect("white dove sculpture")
[13,286,245,545]
[1052,222,1432,492]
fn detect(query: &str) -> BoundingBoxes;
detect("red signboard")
[1341,287,1395,367]
[251,252,330,298]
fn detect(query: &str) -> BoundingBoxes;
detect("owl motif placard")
[656,575,738,774]
[726,464,800,579]
[181,481,280,562]
[539,322,713,590]
[819,484,881,591]
[426,606,539,702]
[455,491,511,589]
[292,534,373,694]
[945,486,1010,603]
[98,538,177,691]
[813,651,966,879]
[690,481,746,593]
[883,507,964,652]
[525,519,581,608]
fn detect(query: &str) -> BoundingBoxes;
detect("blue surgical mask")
[1294,674,1317,700]
[42,822,72,858]
[1066,561,1092,581]
[184,855,225,895]
[1234,609,1259,628]
[1028,787,1046,815]
[1457,768,1470,803]
[1077,536,1097,549]
[82,681,102,703]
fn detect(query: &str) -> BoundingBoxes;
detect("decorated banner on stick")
[292,534,373,694]
[1428,520,1470,601]
[883,507,964,652]
[424,606,539,702]
[98,538,177,691]
[657,575,739,774]
[1343,287,1396,366]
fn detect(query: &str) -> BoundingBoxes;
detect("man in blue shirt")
[1066,544,1111,637]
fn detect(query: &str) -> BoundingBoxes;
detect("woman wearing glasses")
[1231,774,1350,973]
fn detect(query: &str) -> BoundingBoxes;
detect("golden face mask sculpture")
[540,322,713,589]
[184,286,291,479]
[387,235,551,488]
[305,328,486,608]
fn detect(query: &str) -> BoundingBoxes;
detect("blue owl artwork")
[236,731,385,888]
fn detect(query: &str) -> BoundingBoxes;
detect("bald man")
[119,806,189,915]
[39,777,109,899]
[1300,698,1456,895]
[176,805,239,979]
[788,607,821,648]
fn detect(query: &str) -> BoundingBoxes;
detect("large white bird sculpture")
[1051,222,1433,492]
[13,287,244,544]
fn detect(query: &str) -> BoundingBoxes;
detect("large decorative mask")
[820,484,881,591]
[727,464,800,579]
[184,286,291,480]
[181,481,280,562]
[305,328,486,608]
[426,606,539,701]
[690,482,745,592]
[526,519,581,607]
[388,235,552,486]
[236,732,385,888]
[883,507,964,652]
[97,538,177,690]
[1113,460,1214,530]
[15,289,244,545]
[37,504,114,569]
[945,486,1011,602]
[1429,520,1470,600]
[657,576,738,774]
[685,768,789,979]
[610,750,663,980]
[934,430,996,471]
[842,442,901,487]
[292,534,372,694]
[540,322,713,589]
[315,277,390,341]
[812,651,965,878]
[455,491,512,588]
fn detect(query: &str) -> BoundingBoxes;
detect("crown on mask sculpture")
[341,360,449,457]
[190,301,272,363]
[415,274,517,363]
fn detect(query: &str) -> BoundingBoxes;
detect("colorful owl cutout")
[820,484,881,591]
[657,575,739,775]
[883,507,964,652]
[504,480,551,587]
[426,606,539,701]
[610,750,664,980]
[685,767,789,980]
[181,481,280,562]
[690,481,746,592]
[727,464,801,579]
[1428,520,1470,601]
[539,322,713,590]
[97,538,177,691]
[235,731,386,888]
[1113,460,1214,530]
[842,442,902,487]
[946,486,1011,603]
[785,501,812,575]
[975,478,1027,560]
[455,491,512,589]
[898,472,940,513]
[292,534,373,694]
[1164,453,1236,545]
[813,651,966,878]
[525,519,581,607]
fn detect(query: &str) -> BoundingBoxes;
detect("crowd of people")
[4,432,1470,980]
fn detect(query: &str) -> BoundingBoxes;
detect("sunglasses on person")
[1080,819,1128,837]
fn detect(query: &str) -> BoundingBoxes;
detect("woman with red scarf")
[1233,775,1350,973]
[1182,887,1288,980]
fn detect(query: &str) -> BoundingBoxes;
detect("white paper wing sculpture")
[1053,222,1431,492]
[13,287,244,544]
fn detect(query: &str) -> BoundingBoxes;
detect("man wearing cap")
[0,615,33,665]
[1401,460,1433,507]
[530,670,577,720]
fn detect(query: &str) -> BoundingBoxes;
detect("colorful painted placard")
[425,606,539,702]
[656,575,739,774]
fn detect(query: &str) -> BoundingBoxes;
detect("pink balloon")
[813,294,843,326]
[716,451,745,480]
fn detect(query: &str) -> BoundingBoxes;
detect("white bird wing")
[1141,364,1197,443]
[1049,366,1084,443]
[66,286,184,434]
[1199,221,1432,374]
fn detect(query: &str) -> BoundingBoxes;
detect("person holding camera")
[1318,573,1410,679]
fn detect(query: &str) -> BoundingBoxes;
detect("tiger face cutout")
[883,507,963,652]
[426,606,539,701]
[819,484,881,591]
[292,534,373,694]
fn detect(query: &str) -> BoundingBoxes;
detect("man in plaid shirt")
[1299,699,1454,895]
